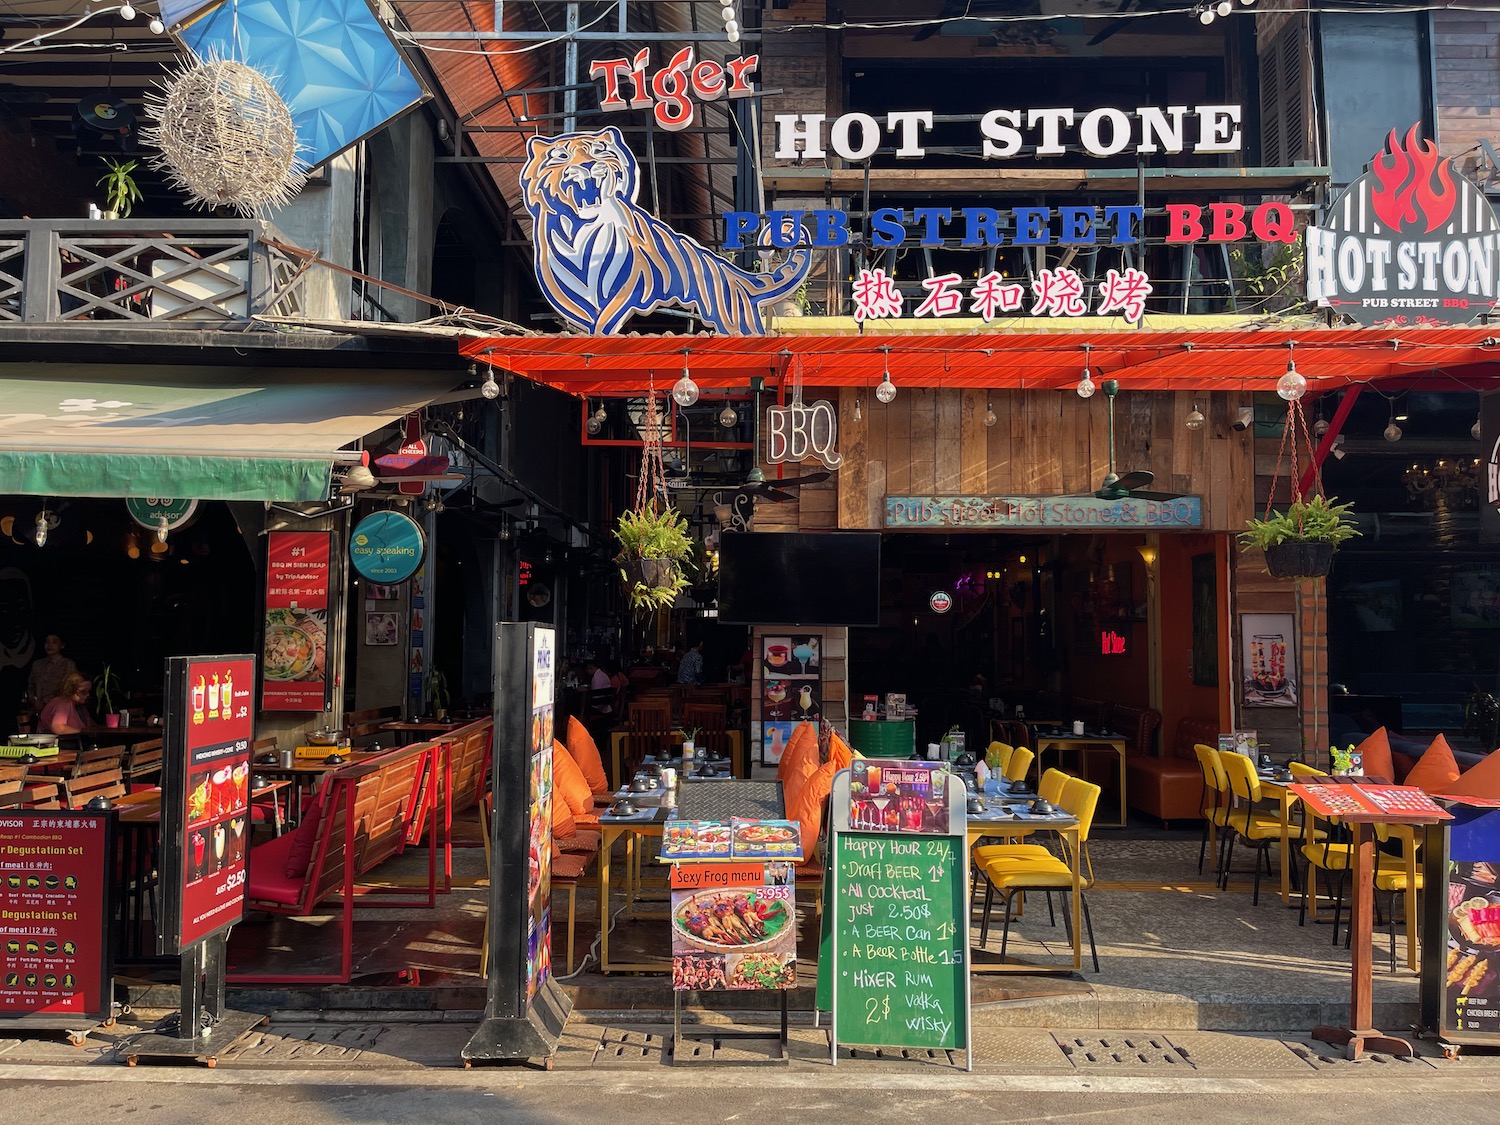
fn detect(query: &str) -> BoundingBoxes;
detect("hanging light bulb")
[1314,417,1330,437]
[148,14,165,33]
[853,398,862,423]
[33,509,49,547]
[984,401,997,427]
[1474,414,1484,441]
[672,351,699,406]
[1276,344,1306,400]
[1384,403,1403,442]
[875,348,897,404]
[1185,403,1205,430]
[1216,0,1232,15]
[1199,6,1215,24]
[718,403,738,428]
[594,402,607,422]
[480,365,501,400]
[1076,367,1096,398]
[156,514,170,543]
[586,414,602,435]
[119,2,137,19]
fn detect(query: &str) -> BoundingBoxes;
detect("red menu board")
[261,531,331,712]
[0,813,112,1021]
[167,656,255,951]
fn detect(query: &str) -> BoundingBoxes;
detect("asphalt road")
[3,1069,1500,1125]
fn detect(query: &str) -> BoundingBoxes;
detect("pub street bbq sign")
[1308,125,1500,325]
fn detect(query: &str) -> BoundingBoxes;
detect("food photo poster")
[1240,612,1297,708]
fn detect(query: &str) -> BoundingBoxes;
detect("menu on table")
[0,812,112,1022]
[669,862,796,992]
[1289,782,1453,821]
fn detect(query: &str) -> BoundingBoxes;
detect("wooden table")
[597,817,670,973]
[609,730,744,789]
[1032,731,1129,828]
[251,752,383,825]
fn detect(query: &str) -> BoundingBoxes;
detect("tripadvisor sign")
[1308,125,1500,325]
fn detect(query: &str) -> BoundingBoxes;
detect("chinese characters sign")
[262,531,330,712]
[161,655,255,952]
[0,812,112,1022]
[886,495,1202,531]
[852,266,1154,324]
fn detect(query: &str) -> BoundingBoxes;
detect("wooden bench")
[407,718,492,890]
[230,742,439,984]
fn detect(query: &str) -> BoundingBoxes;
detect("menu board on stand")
[0,810,115,1042]
[1421,803,1500,1053]
[816,762,971,1068]
[464,622,572,1063]
[128,653,264,1064]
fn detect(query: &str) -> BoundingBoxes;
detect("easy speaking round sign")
[350,510,424,583]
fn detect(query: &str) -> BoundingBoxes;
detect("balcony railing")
[0,219,308,325]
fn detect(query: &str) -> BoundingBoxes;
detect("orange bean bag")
[1354,727,1395,784]
[1444,750,1500,800]
[1403,733,1462,794]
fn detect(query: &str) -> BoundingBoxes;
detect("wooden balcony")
[0,219,308,326]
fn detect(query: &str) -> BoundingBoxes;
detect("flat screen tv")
[717,531,882,627]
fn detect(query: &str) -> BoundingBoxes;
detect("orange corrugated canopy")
[458,326,1500,397]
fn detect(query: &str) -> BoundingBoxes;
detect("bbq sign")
[1307,125,1500,325]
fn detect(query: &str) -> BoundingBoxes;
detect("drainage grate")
[227,1025,383,1062]
[1287,1041,1433,1070]
[595,1027,666,1065]
[1057,1035,1193,1067]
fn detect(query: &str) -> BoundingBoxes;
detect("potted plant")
[613,504,693,612]
[97,158,142,219]
[94,664,124,727]
[425,668,450,721]
[1239,494,1360,579]
[681,727,699,765]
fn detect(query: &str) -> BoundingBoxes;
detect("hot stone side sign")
[886,495,1203,531]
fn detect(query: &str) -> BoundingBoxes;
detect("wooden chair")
[344,706,401,749]
[0,762,26,800]
[625,699,674,774]
[681,702,729,762]
[68,744,126,779]
[0,780,63,810]
[64,765,126,809]
[125,738,164,791]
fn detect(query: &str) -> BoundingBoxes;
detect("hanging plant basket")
[621,557,680,590]
[1263,540,1336,580]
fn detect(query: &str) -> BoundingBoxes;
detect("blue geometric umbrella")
[166,0,427,169]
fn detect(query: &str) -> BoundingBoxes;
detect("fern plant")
[1239,494,1360,550]
[614,503,694,612]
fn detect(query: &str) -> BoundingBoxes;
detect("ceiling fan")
[1086,377,1187,503]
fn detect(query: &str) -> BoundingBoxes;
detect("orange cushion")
[567,715,610,795]
[1355,728,1395,784]
[789,757,837,857]
[775,721,817,782]
[828,731,853,773]
[551,740,595,816]
[248,833,304,906]
[1403,733,1462,794]
[780,742,820,812]
[552,785,577,839]
[1443,748,1500,800]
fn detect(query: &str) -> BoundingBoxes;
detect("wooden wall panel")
[789,389,1255,533]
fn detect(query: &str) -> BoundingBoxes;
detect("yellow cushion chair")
[1192,743,1232,879]
[1219,751,1321,905]
[969,767,1069,901]
[986,740,1014,775]
[1004,745,1035,785]
[978,776,1102,972]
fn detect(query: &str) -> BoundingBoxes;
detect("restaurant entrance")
[849,529,1231,819]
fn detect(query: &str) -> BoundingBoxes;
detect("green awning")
[0,365,461,501]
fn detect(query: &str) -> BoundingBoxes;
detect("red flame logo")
[1370,125,1456,233]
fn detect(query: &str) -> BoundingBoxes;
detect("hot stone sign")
[1308,125,1500,325]
[886,495,1202,531]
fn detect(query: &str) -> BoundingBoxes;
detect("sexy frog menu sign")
[161,655,255,953]
[262,531,331,712]
[670,862,797,991]
[0,812,112,1022]
[526,627,555,1003]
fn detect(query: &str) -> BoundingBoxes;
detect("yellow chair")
[978,776,1102,971]
[987,740,1014,775]
[1005,745,1035,784]
[1219,751,1319,905]
[1192,744,1231,878]
[1373,821,1423,972]
[973,768,1069,862]
[1297,802,1351,933]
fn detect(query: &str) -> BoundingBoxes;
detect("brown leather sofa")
[1125,715,1221,827]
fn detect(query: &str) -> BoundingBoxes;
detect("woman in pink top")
[39,673,95,735]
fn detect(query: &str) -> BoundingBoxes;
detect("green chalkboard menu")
[818,769,970,1064]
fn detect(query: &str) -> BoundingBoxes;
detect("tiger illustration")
[520,126,810,335]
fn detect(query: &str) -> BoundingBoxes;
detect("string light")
[1474,413,1484,441]
[156,514,170,543]
[1276,342,1306,401]
[480,365,500,399]
[1384,398,1402,443]
[1076,344,1096,398]
[984,401,997,427]
[853,398,862,423]
[672,349,699,407]
[148,15,165,33]
[875,346,896,404]
[1185,403,1205,430]
[34,508,49,547]
[718,403,738,428]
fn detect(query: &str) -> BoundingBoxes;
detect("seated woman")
[40,673,95,735]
